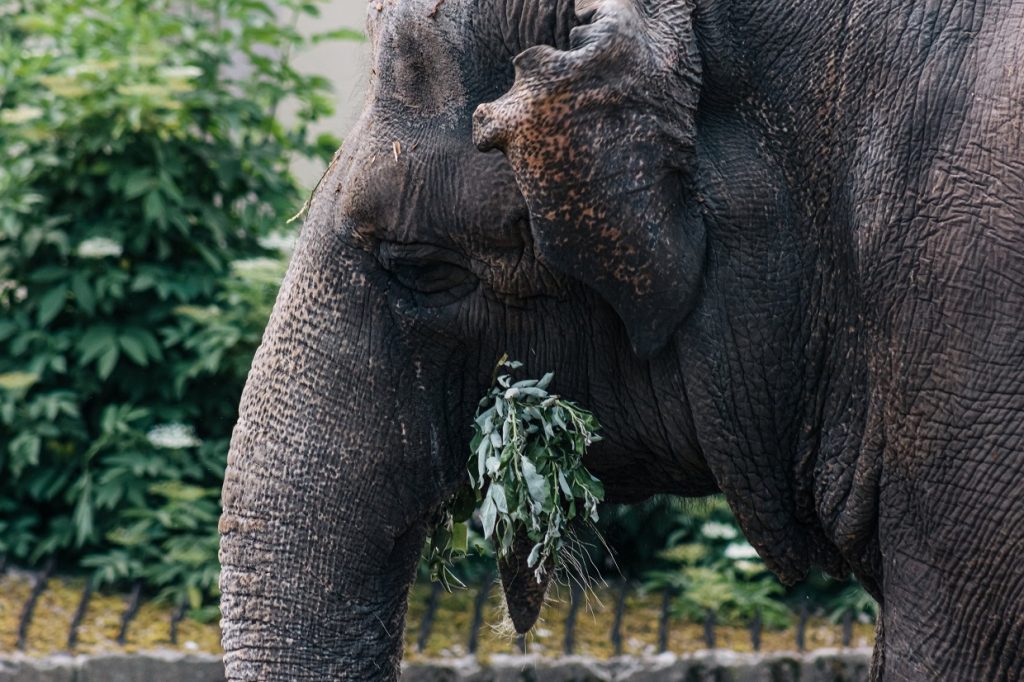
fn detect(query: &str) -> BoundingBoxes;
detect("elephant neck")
[705,1,886,590]
[684,0,882,584]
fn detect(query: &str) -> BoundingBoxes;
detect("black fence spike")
[703,608,716,649]
[842,608,854,647]
[467,575,493,655]
[657,589,672,653]
[16,557,56,651]
[610,582,628,656]
[170,599,189,646]
[116,580,143,646]
[416,581,443,654]
[67,577,94,651]
[796,603,809,652]
[563,581,583,655]
[750,609,762,651]
[16,556,55,651]
[516,633,526,654]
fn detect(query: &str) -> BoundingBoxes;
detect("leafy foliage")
[427,358,605,589]
[640,499,790,627]
[635,497,876,628]
[0,0,347,610]
[827,583,879,624]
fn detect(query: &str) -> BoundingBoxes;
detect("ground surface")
[0,575,874,659]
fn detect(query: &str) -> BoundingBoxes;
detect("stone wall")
[1,650,872,681]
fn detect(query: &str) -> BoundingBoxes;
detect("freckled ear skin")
[473,0,705,358]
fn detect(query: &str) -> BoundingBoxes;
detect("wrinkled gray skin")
[218,0,1024,679]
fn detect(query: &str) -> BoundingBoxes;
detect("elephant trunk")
[218,222,434,680]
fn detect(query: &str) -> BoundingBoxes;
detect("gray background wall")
[287,2,371,189]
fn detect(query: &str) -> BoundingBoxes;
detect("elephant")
[217,0,1024,679]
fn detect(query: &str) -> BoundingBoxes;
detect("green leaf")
[521,457,549,507]
[72,478,95,546]
[122,170,155,199]
[10,433,42,475]
[451,523,468,554]
[0,321,18,342]
[78,326,117,365]
[577,471,605,500]
[36,286,66,326]
[557,470,572,497]
[526,543,541,568]
[119,333,149,366]
[489,482,508,514]
[96,345,120,380]
[480,494,497,540]
[143,191,165,227]
[70,272,96,314]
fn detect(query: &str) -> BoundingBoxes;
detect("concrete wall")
[286,1,371,189]
[0,651,873,682]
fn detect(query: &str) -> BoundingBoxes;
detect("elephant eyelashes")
[377,241,478,307]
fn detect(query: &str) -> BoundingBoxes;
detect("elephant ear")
[474,0,705,358]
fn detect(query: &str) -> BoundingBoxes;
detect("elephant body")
[218,0,1024,679]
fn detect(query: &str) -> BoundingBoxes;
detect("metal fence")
[412,578,865,657]
[2,558,866,657]
[2,558,190,653]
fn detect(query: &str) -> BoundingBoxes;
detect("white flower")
[116,83,168,98]
[231,257,282,274]
[701,521,738,540]
[725,541,760,560]
[147,423,202,449]
[159,65,203,80]
[734,560,763,574]
[1,280,31,306]
[77,237,123,259]
[1,106,45,125]
[258,231,296,254]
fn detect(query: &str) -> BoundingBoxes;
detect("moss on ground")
[1,575,873,658]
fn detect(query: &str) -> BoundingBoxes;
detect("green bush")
[633,497,876,627]
[638,498,791,628]
[0,0,350,611]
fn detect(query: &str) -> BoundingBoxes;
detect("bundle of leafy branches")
[427,359,605,591]
[0,0,354,614]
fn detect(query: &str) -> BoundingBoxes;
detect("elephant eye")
[378,242,478,306]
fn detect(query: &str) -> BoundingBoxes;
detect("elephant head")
[219,1,723,677]
[220,0,1024,678]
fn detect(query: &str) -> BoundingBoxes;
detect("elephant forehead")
[367,0,472,119]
